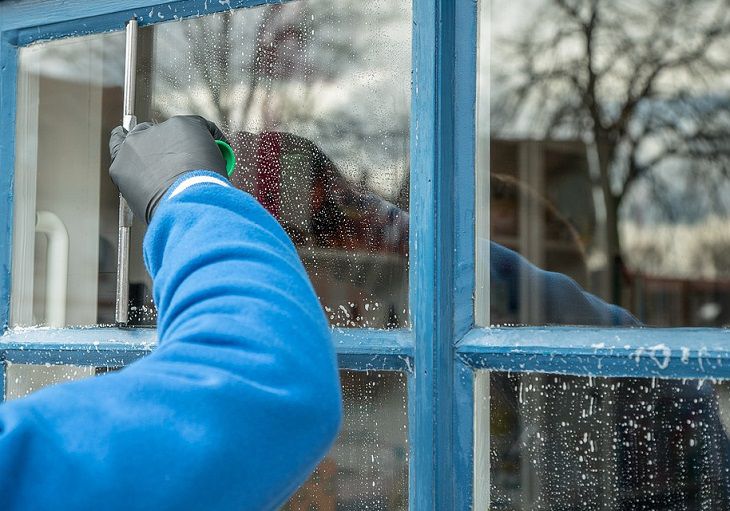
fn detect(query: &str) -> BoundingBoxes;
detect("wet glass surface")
[479,0,730,327]
[133,0,411,328]
[12,0,411,329]
[4,364,96,400]
[487,371,730,510]
[3,367,408,510]
[285,371,408,511]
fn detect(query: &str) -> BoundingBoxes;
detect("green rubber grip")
[216,139,236,177]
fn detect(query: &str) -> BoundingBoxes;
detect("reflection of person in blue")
[490,241,637,326]
[229,130,637,327]
[229,131,730,509]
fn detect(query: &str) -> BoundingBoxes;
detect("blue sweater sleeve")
[0,171,342,510]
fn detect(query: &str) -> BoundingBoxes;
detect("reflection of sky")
[485,0,730,219]
[488,0,730,138]
[148,0,411,200]
[21,0,411,201]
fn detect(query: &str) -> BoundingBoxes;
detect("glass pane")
[478,0,730,327]
[11,0,411,329]
[11,32,126,327]
[486,371,730,510]
[135,0,411,328]
[286,371,408,510]
[3,367,408,509]
[4,364,95,400]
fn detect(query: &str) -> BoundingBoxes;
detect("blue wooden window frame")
[2,0,729,509]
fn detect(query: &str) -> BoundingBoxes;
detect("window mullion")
[0,327,414,371]
[0,32,19,331]
[409,0,461,509]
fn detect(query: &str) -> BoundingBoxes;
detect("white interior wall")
[7,38,105,398]
[32,40,103,326]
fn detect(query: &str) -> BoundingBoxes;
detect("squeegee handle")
[115,18,138,325]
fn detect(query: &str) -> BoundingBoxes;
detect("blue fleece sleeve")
[0,171,342,510]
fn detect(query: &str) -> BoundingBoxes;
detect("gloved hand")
[109,115,229,223]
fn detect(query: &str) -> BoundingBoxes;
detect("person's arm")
[0,118,342,510]
[490,242,639,326]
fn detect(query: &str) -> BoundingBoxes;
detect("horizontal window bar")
[458,327,730,379]
[0,327,413,371]
[3,0,292,45]
[0,327,154,366]
[1,0,179,30]
[333,328,413,371]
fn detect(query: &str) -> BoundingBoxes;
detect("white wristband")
[169,175,230,199]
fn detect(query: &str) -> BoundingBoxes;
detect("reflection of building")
[623,217,730,327]
[490,137,730,328]
[627,274,730,327]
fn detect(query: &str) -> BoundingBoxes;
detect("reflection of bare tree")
[494,0,730,300]
[239,4,308,125]
[149,4,317,129]
[147,1,410,202]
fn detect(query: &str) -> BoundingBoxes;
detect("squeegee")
[114,19,236,325]
[115,18,138,325]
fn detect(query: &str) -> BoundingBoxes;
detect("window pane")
[11,0,411,329]
[478,0,730,327]
[11,32,125,327]
[485,371,730,510]
[287,371,408,510]
[3,367,408,509]
[135,1,411,328]
[4,364,95,400]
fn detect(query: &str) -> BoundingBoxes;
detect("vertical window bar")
[0,360,5,402]
[474,0,490,328]
[1,31,19,331]
[455,359,478,510]
[115,18,138,325]
[9,45,39,328]
[410,0,458,508]
[473,368,489,509]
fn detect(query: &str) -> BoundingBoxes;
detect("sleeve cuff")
[167,171,231,201]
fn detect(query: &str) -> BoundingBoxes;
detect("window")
[474,0,730,508]
[4,0,729,509]
[2,1,413,508]
[10,1,410,329]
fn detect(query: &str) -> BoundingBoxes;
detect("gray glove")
[109,115,229,223]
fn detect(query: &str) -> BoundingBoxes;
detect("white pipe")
[35,211,68,327]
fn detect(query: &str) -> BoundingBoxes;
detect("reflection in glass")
[480,0,730,327]
[11,1,411,329]
[489,371,730,510]
[3,367,408,510]
[136,0,411,328]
